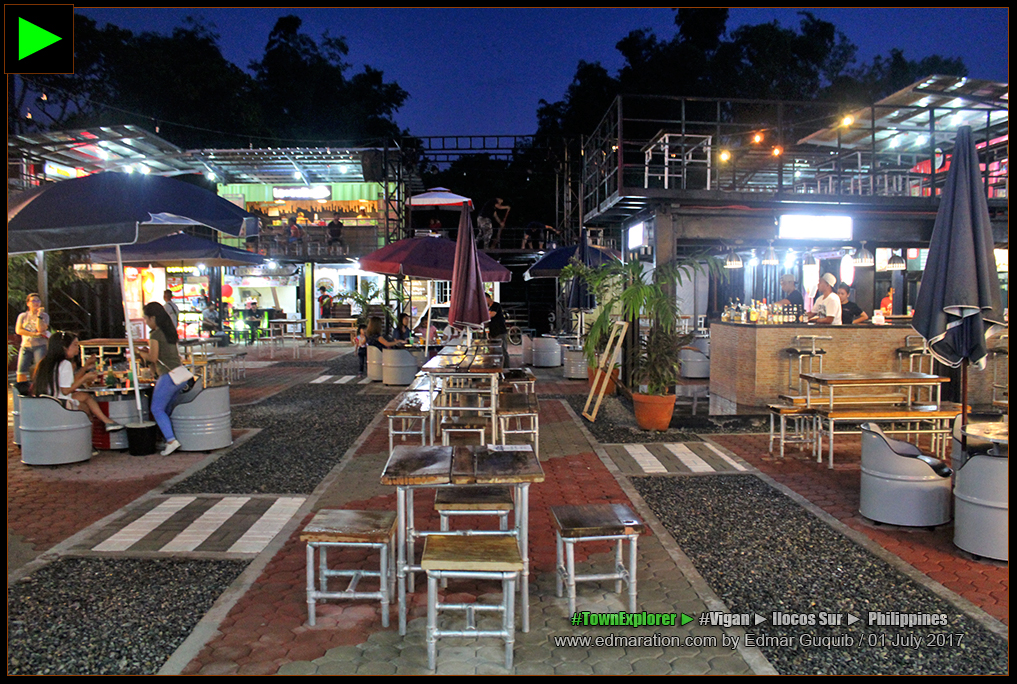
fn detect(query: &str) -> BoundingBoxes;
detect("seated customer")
[365,316,404,350]
[837,283,869,324]
[32,332,124,431]
[392,313,413,342]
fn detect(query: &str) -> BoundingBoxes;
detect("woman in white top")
[31,331,124,431]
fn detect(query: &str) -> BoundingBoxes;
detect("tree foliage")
[11,14,407,148]
[536,9,968,140]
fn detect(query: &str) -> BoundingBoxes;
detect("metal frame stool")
[440,416,487,445]
[500,368,536,394]
[497,392,539,457]
[422,534,522,670]
[784,335,831,394]
[551,504,645,616]
[300,509,397,627]
[768,404,816,458]
[385,391,430,452]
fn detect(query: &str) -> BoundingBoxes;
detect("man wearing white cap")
[808,273,842,325]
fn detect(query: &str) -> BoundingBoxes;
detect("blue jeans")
[17,345,45,379]
[152,373,186,441]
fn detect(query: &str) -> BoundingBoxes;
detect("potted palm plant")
[567,255,712,430]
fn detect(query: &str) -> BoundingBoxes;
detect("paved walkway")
[7,340,1008,675]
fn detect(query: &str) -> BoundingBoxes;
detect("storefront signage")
[43,161,78,179]
[272,185,331,201]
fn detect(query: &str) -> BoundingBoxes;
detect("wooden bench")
[814,402,964,468]
[300,509,397,627]
[777,393,906,406]
[550,504,645,616]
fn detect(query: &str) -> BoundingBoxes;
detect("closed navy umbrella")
[912,126,1005,371]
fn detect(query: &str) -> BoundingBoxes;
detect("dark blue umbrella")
[912,126,1005,371]
[522,240,621,281]
[7,172,258,254]
[90,232,264,267]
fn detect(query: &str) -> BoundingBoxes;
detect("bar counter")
[708,320,999,414]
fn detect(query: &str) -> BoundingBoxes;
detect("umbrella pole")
[425,281,432,357]
[116,244,144,416]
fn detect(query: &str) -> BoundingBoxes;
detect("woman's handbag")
[168,365,195,385]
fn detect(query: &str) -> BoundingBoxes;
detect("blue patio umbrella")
[522,240,621,281]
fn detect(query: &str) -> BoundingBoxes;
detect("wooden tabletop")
[422,349,502,373]
[381,444,542,487]
[800,371,948,385]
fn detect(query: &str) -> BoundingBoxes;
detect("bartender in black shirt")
[837,283,869,324]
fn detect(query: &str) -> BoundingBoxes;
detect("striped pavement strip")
[89,495,306,555]
[622,444,667,473]
[228,497,305,554]
[662,442,714,472]
[310,375,333,383]
[702,442,748,471]
[159,497,250,553]
[359,377,372,384]
[334,375,356,384]
[608,443,751,475]
[93,497,196,552]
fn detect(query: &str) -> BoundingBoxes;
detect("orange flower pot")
[587,366,619,395]
[632,393,676,431]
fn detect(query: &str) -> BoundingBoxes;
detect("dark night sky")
[76,7,1008,137]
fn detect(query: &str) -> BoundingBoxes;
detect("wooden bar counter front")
[708,320,998,414]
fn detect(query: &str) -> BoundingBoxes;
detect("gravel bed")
[168,353,390,494]
[8,557,248,675]
[562,394,768,443]
[633,475,1007,675]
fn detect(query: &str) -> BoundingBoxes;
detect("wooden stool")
[551,504,645,616]
[768,404,816,458]
[500,368,536,394]
[440,416,487,445]
[422,534,522,670]
[300,509,397,627]
[497,393,539,457]
[385,391,430,452]
[435,486,514,532]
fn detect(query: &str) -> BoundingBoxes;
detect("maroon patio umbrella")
[358,235,509,282]
[449,204,495,328]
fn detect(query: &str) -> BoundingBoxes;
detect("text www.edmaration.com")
[553,633,716,648]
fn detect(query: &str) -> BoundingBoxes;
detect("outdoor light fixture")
[886,251,907,270]
[853,240,874,267]
[771,146,783,157]
[802,252,817,267]
[719,150,731,162]
[724,250,743,269]
[752,133,764,144]
[841,115,854,127]
[761,241,779,265]
[747,251,759,268]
